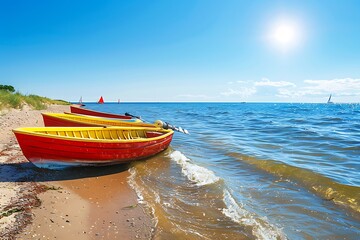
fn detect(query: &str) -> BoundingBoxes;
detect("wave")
[170,150,286,239]
[222,190,286,240]
[128,168,145,203]
[227,152,360,214]
[127,167,158,228]
[169,151,220,186]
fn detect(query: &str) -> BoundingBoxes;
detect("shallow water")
[85,102,360,239]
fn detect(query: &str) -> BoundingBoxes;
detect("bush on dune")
[0,88,69,110]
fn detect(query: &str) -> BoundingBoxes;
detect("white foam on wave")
[169,151,220,186]
[173,222,212,240]
[127,167,159,227]
[222,189,287,240]
[127,168,145,203]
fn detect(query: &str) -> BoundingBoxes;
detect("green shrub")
[0,84,15,92]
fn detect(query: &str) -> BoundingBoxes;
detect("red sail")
[98,96,104,104]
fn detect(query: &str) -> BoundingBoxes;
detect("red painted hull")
[70,105,131,119]
[14,129,173,167]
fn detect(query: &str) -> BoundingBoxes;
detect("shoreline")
[0,105,154,239]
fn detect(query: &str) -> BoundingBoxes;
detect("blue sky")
[1,0,360,103]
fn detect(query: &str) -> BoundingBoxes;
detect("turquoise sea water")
[85,102,360,239]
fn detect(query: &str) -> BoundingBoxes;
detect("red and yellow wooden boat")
[13,126,173,167]
[70,105,131,119]
[42,113,153,128]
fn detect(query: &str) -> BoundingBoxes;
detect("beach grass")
[0,90,70,110]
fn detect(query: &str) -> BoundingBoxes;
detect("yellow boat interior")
[13,127,173,142]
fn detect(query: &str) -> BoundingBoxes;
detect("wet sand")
[0,105,153,239]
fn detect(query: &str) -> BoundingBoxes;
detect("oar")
[124,112,189,134]
[125,112,142,120]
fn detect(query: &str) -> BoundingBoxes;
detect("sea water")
[84,102,360,239]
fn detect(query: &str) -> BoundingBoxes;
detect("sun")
[268,19,302,51]
[273,23,297,45]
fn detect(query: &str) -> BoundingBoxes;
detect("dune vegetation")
[0,85,69,110]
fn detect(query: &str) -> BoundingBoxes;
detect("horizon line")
[69,101,360,104]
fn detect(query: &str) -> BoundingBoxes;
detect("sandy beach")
[0,105,153,239]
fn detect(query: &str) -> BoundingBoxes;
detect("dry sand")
[0,105,154,239]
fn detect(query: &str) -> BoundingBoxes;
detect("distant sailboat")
[327,94,334,104]
[78,96,85,106]
[98,96,104,104]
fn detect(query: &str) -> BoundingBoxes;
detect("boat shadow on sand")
[0,162,130,183]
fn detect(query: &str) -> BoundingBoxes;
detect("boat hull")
[70,105,131,119]
[42,113,150,128]
[13,127,173,167]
